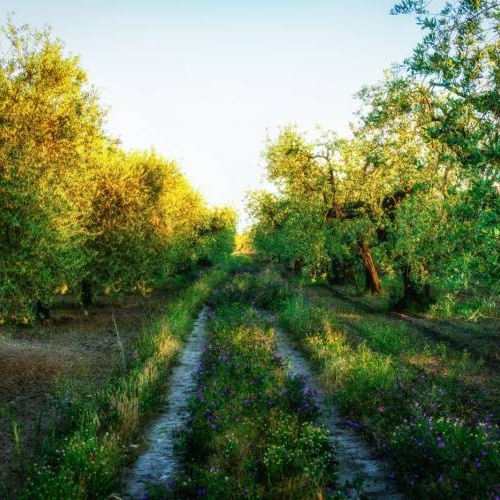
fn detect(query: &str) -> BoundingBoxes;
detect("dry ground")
[0,285,185,496]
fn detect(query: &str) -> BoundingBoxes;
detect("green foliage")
[385,0,500,307]
[248,128,355,281]
[195,207,237,267]
[209,268,290,311]
[84,148,213,295]
[263,414,335,495]
[234,231,254,254]
[0,20,104,320]
[248,0,500,312]
[0,20,236,322]
[391,416,500,497]
[281,295,326,338]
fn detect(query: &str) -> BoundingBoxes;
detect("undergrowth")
[273,283,500,498]
[163,276,337,499]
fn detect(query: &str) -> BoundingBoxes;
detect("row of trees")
[0,21,236,322]
[249,0,500,312]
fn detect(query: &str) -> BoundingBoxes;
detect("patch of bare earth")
[0,285,183,498]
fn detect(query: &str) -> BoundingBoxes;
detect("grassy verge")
[273,286,500,498]
[18,263,232,499]
[163,275,337,499]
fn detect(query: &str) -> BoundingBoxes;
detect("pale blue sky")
[0,1,427,226]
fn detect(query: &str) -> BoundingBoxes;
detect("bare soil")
[0,285,185,497]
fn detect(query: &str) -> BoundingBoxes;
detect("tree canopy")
[248,0,500,313]
[0,21,236,322]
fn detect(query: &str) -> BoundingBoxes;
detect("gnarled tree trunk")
[358,240,382,294]
[35,300,50,320]
[81,278,92,308]
[394,264,432,311]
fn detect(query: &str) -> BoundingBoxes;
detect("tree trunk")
[291,258,304,275]
[394,264,432,311]
[81,279,92,308]
[358,240,382,294]
[328,256,345,284]
[328,256,355,285]
[35,300,50,320]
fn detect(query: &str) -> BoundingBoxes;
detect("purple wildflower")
[436,435,445,448]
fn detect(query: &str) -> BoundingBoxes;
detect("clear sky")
[0,1,426,227]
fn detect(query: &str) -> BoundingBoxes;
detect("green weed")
[274,286,500,498]
[167,292,337,499]
[391,415,500,498]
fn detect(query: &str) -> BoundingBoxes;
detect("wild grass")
[274,284,500,498]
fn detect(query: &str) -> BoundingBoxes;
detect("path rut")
[123,307,209,499]
[123,305,401,498]
[267,313,402,498]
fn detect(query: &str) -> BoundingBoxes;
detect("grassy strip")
[19,263,232,499]
[276,289,500,498]
[164,278,336,499]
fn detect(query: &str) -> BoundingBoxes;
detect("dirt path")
[0,285,191,498]
[264,312,402,498]
[122,307,209,498]
[122,302,401,498]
